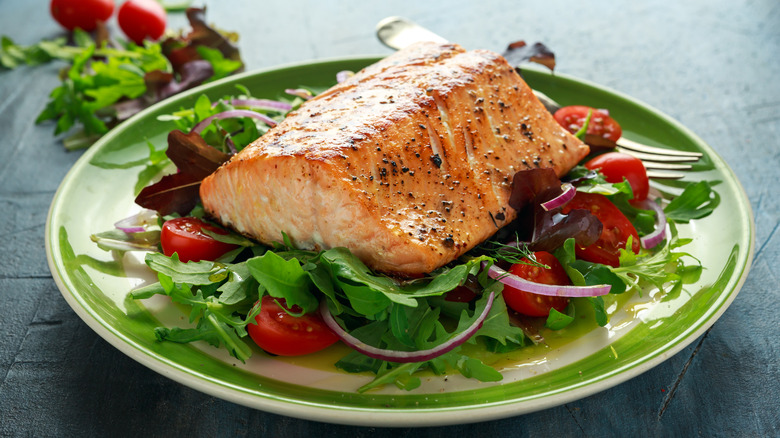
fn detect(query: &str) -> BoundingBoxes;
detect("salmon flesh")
[199,42,589,275]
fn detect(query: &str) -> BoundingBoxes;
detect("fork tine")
[646,170,687,179]
[618,148,700,163]
[640,161,693,171]
[617,137,702,158]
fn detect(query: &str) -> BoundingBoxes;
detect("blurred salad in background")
[1,3,245,150]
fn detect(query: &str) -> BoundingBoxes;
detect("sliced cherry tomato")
[503,251,570,317]
[554,105,622,143]
[50,0,115,32]
[117,0,166,45]
[247,296,339,356]
[585,152,649,201]
[160,217,239,263]
[561,192,640,267]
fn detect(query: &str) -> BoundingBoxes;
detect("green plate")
[46,56,755,427]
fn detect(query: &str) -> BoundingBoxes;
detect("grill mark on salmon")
[200,42,589,275]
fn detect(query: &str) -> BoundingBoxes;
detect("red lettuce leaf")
[135,130,229,215]
[135,172,203,216]
[162,7,243,76]
[530,208,602,252]
[502,41,556,71]
[155,60,214,101]
[509,168,562,212]
[165,130,230,178]
[508,168,602,252]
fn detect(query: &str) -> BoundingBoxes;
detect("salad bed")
[89,62,716,392]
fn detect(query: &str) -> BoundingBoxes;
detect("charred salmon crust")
[199,42,589,275]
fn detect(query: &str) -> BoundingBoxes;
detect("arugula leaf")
[545,305,575,330]
[139,272,261,361]
[568,259,627,294]
[664,181,720,222]
[472,289,527,346]
[451,356,503,381]
[357,362,424,393]
[555,238,617,326]
[334,320,388,374]
[337,281,393,318]
[246,251,318,313]
[574,109,592,139]
[320,248,491,311]
[217,263,258,305]
[90,228,160,252]
[145,252,227,285]
[390,303,416,348]
[587,296,608,326]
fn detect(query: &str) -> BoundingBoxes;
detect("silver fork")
[376,16,702,179]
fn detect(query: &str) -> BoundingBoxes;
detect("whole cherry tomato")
[585,152,650,201]
[503,251,571,317]
[50,0,115,32]
[117,0,166,45]
[554,105,622,143]
[160,217,239,263]
[247,296,339,356]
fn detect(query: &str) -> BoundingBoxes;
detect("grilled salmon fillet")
[200,42,589,275]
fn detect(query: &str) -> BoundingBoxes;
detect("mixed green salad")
[91,76,718,393]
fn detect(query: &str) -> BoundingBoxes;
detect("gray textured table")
[1,0,778,436]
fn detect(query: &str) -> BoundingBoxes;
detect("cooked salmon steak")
[200,42,589,275]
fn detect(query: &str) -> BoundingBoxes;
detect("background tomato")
[585,152,649,201]
[562,191,640,267]
[50,0,114,31]
[160,217,239,262]
[503,251,571,317]
[554,105,622,142]
[117,0,166,45]
[247,296,339,356]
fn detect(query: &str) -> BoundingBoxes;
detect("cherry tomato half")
[117,0,166,45]
[585,152,650,202]
[561,192,640,267]
[160,217,239,263]
[50,0,115,32]
[554,105,622,143]
[247,296,339,356]
[503,251,571,317]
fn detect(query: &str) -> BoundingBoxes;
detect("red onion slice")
[540,183,575,211]
[336,70,354,83]
[486,263,611,297]
[192,110,277,134]
[225,137,237,154]
[215,98,293,112]
[319,292,495,363]
[636,198,667,249]
[285,88,313,100]
[114,209,158,233]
